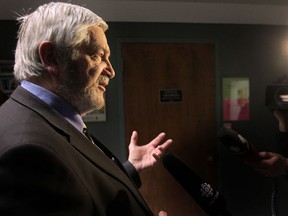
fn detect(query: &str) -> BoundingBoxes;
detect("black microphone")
[162,154,232,216]
[217,126,260,162]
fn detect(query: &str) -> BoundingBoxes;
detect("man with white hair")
[0,2,172,215]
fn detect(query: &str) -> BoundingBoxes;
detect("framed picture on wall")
[222,77,250,121]
[82,106,106,122]
[0,60,17,96]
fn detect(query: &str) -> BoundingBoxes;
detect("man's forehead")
[89,25,106,39]
[89,26,109,49]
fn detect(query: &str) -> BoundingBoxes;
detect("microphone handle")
[219,209,233,216]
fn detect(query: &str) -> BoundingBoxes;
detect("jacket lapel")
[10,86,151,211]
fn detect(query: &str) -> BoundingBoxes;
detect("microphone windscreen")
[217,126,260,162]
[163,154,227,216]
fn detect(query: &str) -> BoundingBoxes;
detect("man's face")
[57,25,115,115]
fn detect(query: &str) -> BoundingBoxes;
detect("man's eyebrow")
[105,46,111,55]
[90,43,101,51]
[91,44,110,53]
[100,45,111,56]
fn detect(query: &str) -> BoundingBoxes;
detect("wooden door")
[122,43,216,216]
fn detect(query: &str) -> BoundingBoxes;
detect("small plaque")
[160,89,182,103]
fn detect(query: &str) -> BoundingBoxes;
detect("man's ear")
[38,41,58,75]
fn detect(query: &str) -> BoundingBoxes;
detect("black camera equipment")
[265,85,288,110]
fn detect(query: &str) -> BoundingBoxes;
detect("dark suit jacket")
[0,86,154,216]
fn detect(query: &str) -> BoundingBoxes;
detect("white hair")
[14,2,108,81]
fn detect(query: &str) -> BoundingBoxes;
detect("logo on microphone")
[200,183,219,206]
[200,183,213,198]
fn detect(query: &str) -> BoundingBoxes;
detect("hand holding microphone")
[249,151,288,177]
[217,126,288,177]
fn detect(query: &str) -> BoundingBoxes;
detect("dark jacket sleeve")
[275,130,288,180]
[275,130,288,157]
[123,160,142,188]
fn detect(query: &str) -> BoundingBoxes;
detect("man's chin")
[83,102,105,115]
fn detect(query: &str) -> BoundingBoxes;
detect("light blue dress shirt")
[21,81,141,187]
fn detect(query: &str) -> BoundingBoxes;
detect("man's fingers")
[129,131,138,146]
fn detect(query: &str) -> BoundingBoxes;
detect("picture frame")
[222,77,250,121]
[82,106,106,122]
[82,94,107,122]
[0,60,17,96]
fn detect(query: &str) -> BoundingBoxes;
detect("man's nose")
[106,60,115,79]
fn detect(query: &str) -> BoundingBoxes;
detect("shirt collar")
[21,80,84,132]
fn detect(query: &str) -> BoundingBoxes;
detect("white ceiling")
[1,0,288,25]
